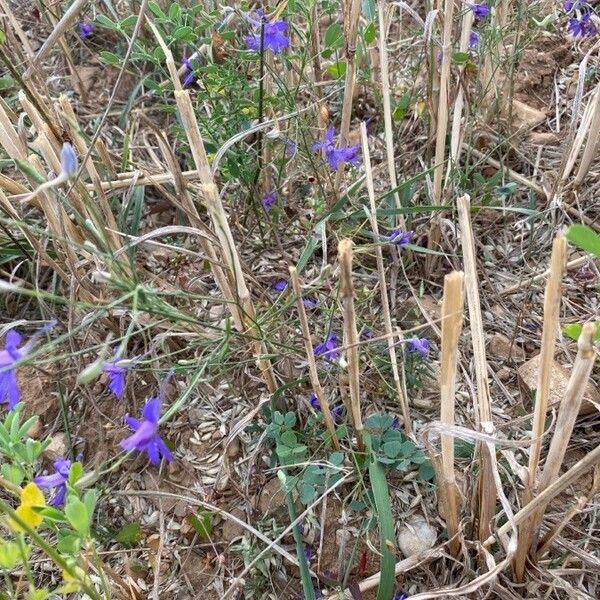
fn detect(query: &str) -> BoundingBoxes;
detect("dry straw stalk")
[527,234,567,489]
[147,19,276,394]
[439,270,465,556]
[377,2,404,226]
[360,122,412,437]
[514,323,597,580]
[338,239,364,452]
[289,267,340,450]
[457,194,496,542]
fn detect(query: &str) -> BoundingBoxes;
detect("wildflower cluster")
[564,0,597,37]
[312,127,361,170]
[245,11,290,54]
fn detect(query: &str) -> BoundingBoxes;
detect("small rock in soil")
[397,516,437,558]
[517,354,600,415]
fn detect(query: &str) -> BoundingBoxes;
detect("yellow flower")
[11,482,46,532]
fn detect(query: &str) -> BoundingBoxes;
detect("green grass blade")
[368,458,396,600]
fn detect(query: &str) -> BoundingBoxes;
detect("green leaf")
[566,224,600,257]
[148,1,167,19]
[0,30,5,46]
[324,23,344,49]
[57,532,80,554]
[283,411,296,428]
[1,463,23,486]
[169,2,181,20]
[99,51,121,66]
[36,507,67,523]
[452,51,470,64]
[115,522,142,545]
[383,441,402,458]
[327,61,347,79]
[299,483,316,505]
[188,512,213,541]
[68,462,83,486]
[173,26,194,41]
[83,489,99,520]
[120,15,138,29]
[280,430,298,447]
[95,15,118,30]
[418,461,435,481]
[329,451,345,466]
[363,0,376,19]
[0,540,21,569]
[563,322,600,342]
[368,459,395,600]
[364,22,376,44]
[65,497,90,537]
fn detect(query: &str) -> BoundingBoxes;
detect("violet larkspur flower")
[314,333,341,362]
[393,594,410,600]
[262,191,277,211]
[303,548,314,562]
[468,3,490,20]
[568,13,597,37]
[273,279,288,292]
[1,323,55,410]
[303,297,318,309]
[309,394,345,422]
[181,56,197,88]
[102,349,132,400]
[120,396,173,465]
[383,228,413,247]
[245,14,290,54]
[312,127,361,170]
[34,458,71,507]
[79,22,93,39]
[60,142,78,178]
[564,0,588,11]
[407,337,430,359]
[469,31,480,48]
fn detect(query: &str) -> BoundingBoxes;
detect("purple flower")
[391,417,400,430]
[60,143,78,177]
[360,327,375,340]
[273,279,288,292]
[309,394,344,422]
[262,191,277,211]
[407,337,430,359]
[245,16,290,54]
[34,458,71,507]
[181,57,197,88]
[469,31,480,48]
[1,323,55,410]
[102,349,133,400]
[285,139,298,158]
[383,229,413,247]
[303,548,314,562]
[303,297,318,309]
[312,127,361,170]
[120,396,173,465]
[393,594,410,600]
[564,0,588,10]
[468,3,490,20]
[79,22,93,39]
[568,13,597,37]
[314,333,341,362]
